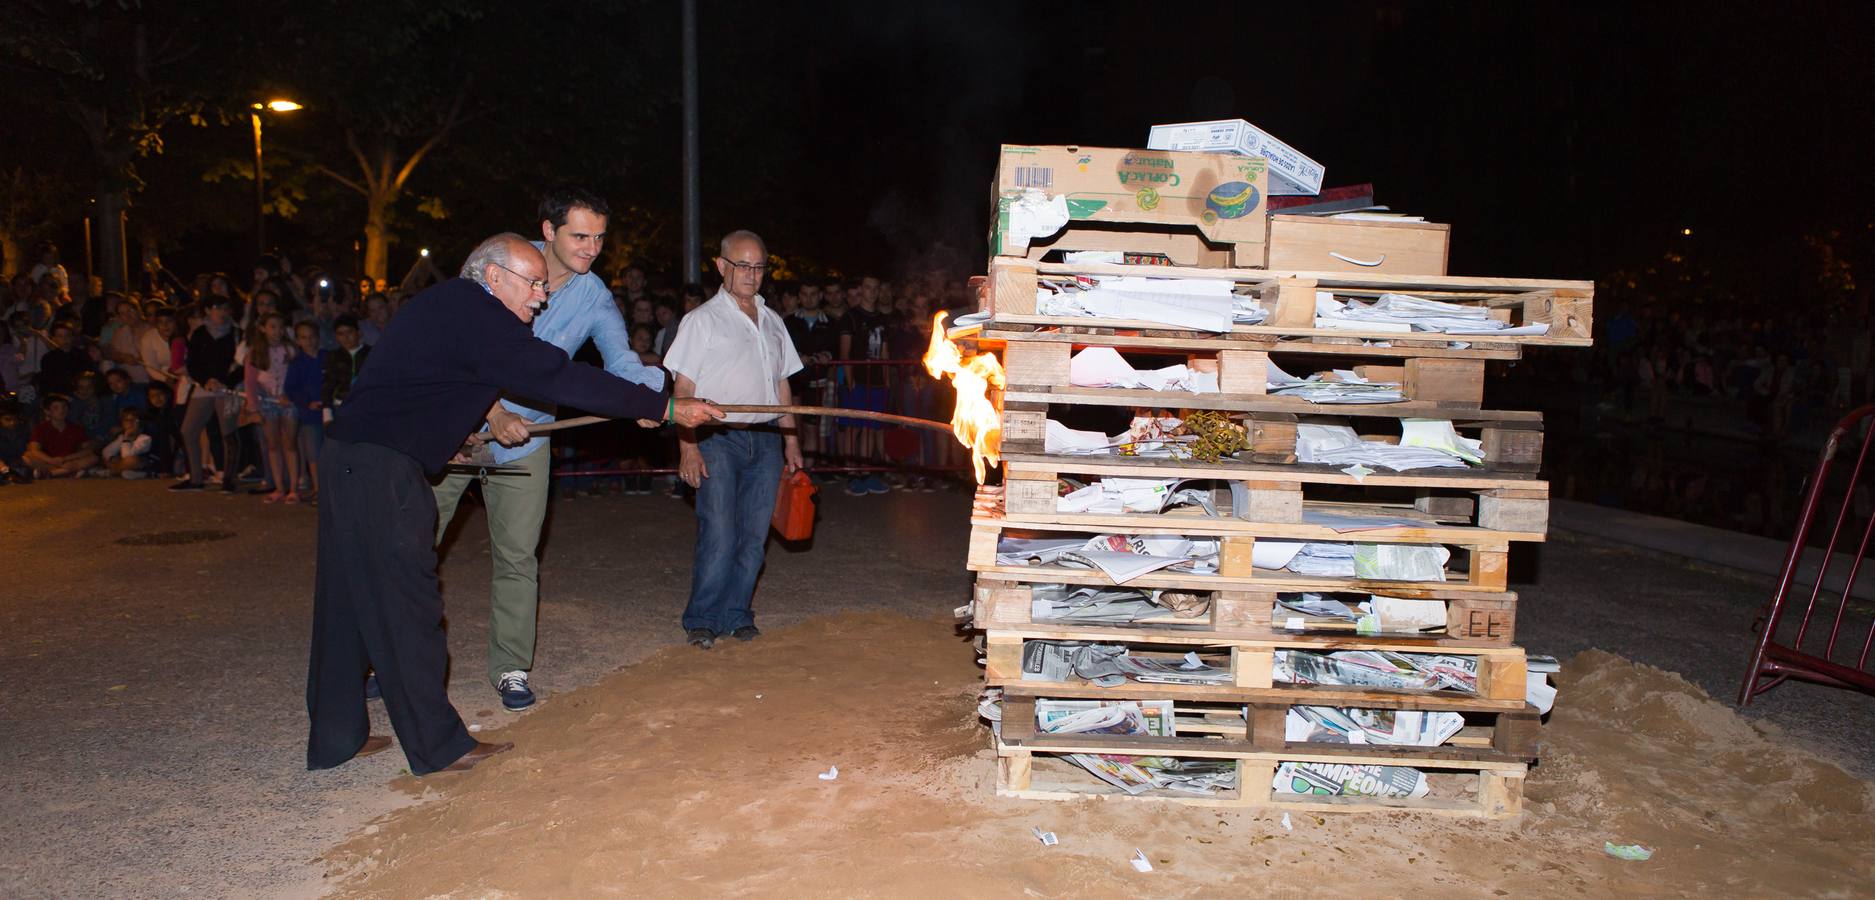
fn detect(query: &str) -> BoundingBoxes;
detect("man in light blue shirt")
[433,186,667,711]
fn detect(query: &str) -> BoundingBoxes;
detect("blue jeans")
[683,428,783,634]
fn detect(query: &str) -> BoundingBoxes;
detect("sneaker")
[917,477,941,493]
[496,671,536,711]
[731,625,761,642]
[845,478,867,496]
[865,475,891,495]
[686,628,716,650]
[169,481,205,492]
[365,673,381,700]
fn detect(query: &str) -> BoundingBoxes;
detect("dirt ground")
[325,613,1874,898]
[4,479,1873,898]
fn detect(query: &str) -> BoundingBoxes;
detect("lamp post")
[251,99,302,256]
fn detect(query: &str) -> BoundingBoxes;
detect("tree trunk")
[94,187,129,293]
[363,191,391,285]
[0,232,19,279]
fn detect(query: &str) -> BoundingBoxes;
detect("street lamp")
[251,98,302,255]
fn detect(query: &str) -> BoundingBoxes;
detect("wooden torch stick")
[472,404,955,442]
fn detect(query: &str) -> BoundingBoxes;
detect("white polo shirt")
[664,288,804,424]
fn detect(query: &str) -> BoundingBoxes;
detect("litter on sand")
[1604,842,1654,861]
[1131,849,1154,872]
[818,766,839,781]
[1032,827,1058,846]
[1281,812,1293,832]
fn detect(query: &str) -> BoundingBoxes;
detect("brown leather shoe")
[356,735,393,758]
[438,741,514,773]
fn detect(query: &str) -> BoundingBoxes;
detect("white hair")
[719,229,766,258]
[460,233,530,286]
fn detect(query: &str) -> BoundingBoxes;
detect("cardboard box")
[1147,119,1325,196]
[991,144,1270,266]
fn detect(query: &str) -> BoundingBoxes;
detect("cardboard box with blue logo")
[991,144,1270,267]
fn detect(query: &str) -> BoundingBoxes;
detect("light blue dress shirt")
[487,243,666,464]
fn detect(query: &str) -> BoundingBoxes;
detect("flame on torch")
[923,311,1005,483]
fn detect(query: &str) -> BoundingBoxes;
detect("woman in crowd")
[244,311,301,504]
[283,321,325,499]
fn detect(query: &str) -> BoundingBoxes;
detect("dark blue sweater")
[328,278,667,472]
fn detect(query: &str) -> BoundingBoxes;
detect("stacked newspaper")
[1295,421,1478,471]
[1274,649,1480,694]
[1274,592,1448,634]
[1286,706,1465,747]
[1069,346,1219,393]
[1273,761,1429,799]
[1058,477,1215,516]
[1030,584,1212,623]
[1315,292,1550,336]
[1266,361,1405,404]
[1071,754,1240,796]
[996,533,1221,584]
[1254,540,1451,581]
[1036,275,1267,332]
[1037,699,1176,737]
[1044,417,1194,458]
[1020,641,1232,687]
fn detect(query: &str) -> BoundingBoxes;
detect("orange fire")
[923,311,1005,483]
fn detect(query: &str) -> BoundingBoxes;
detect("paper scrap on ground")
[1604,842,1655,861]
[1131,850,1154,873]
[1032,827,1059,846]
[1281,812,1293,831]
[818,766,839,781]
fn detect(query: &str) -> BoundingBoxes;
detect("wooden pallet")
[968,522,1514,592]
[998,335,1501,408]
[986,468,1549,540]
[999,693,1541,760]
[971,578,1520,646]
[981,626,1529,703]
[1000,410,1546,473]
[974,324,1525,362]
[996,742,1527,818]
[982,258,1593,347]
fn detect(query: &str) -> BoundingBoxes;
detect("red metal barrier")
[1739,404,1875,705]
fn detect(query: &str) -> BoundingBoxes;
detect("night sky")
[22,1,1875,285]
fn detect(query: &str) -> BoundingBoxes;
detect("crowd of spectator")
[0,240,975,499]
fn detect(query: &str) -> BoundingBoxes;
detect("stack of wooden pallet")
[958,144,1593,817]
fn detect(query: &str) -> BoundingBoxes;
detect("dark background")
[4,0,1872,286]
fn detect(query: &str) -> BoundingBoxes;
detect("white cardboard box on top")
[1148,119,1325,196]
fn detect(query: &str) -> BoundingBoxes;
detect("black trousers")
[306,438,476,775]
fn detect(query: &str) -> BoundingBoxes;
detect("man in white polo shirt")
[664,229,804,649]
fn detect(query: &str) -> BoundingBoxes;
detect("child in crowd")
[283,321,325,497]
[0,400,32,484]
[143,382,182,476]
[103,367,147,417]
[69,372,115,446]
[101,409,153,478]
[22,393,97,478]
[244,311,300,503]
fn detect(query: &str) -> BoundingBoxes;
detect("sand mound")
[322,615,1875,897]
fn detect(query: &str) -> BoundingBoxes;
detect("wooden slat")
[978,327,1523,360]
[999,451,1546,491]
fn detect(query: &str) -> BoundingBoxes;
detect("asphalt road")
[0,478,1868,898]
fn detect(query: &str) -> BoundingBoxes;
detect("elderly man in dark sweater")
[306,233,722,776]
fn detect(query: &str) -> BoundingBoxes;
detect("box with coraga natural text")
[991,144,1270,268]
[1147,119,1324,196]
